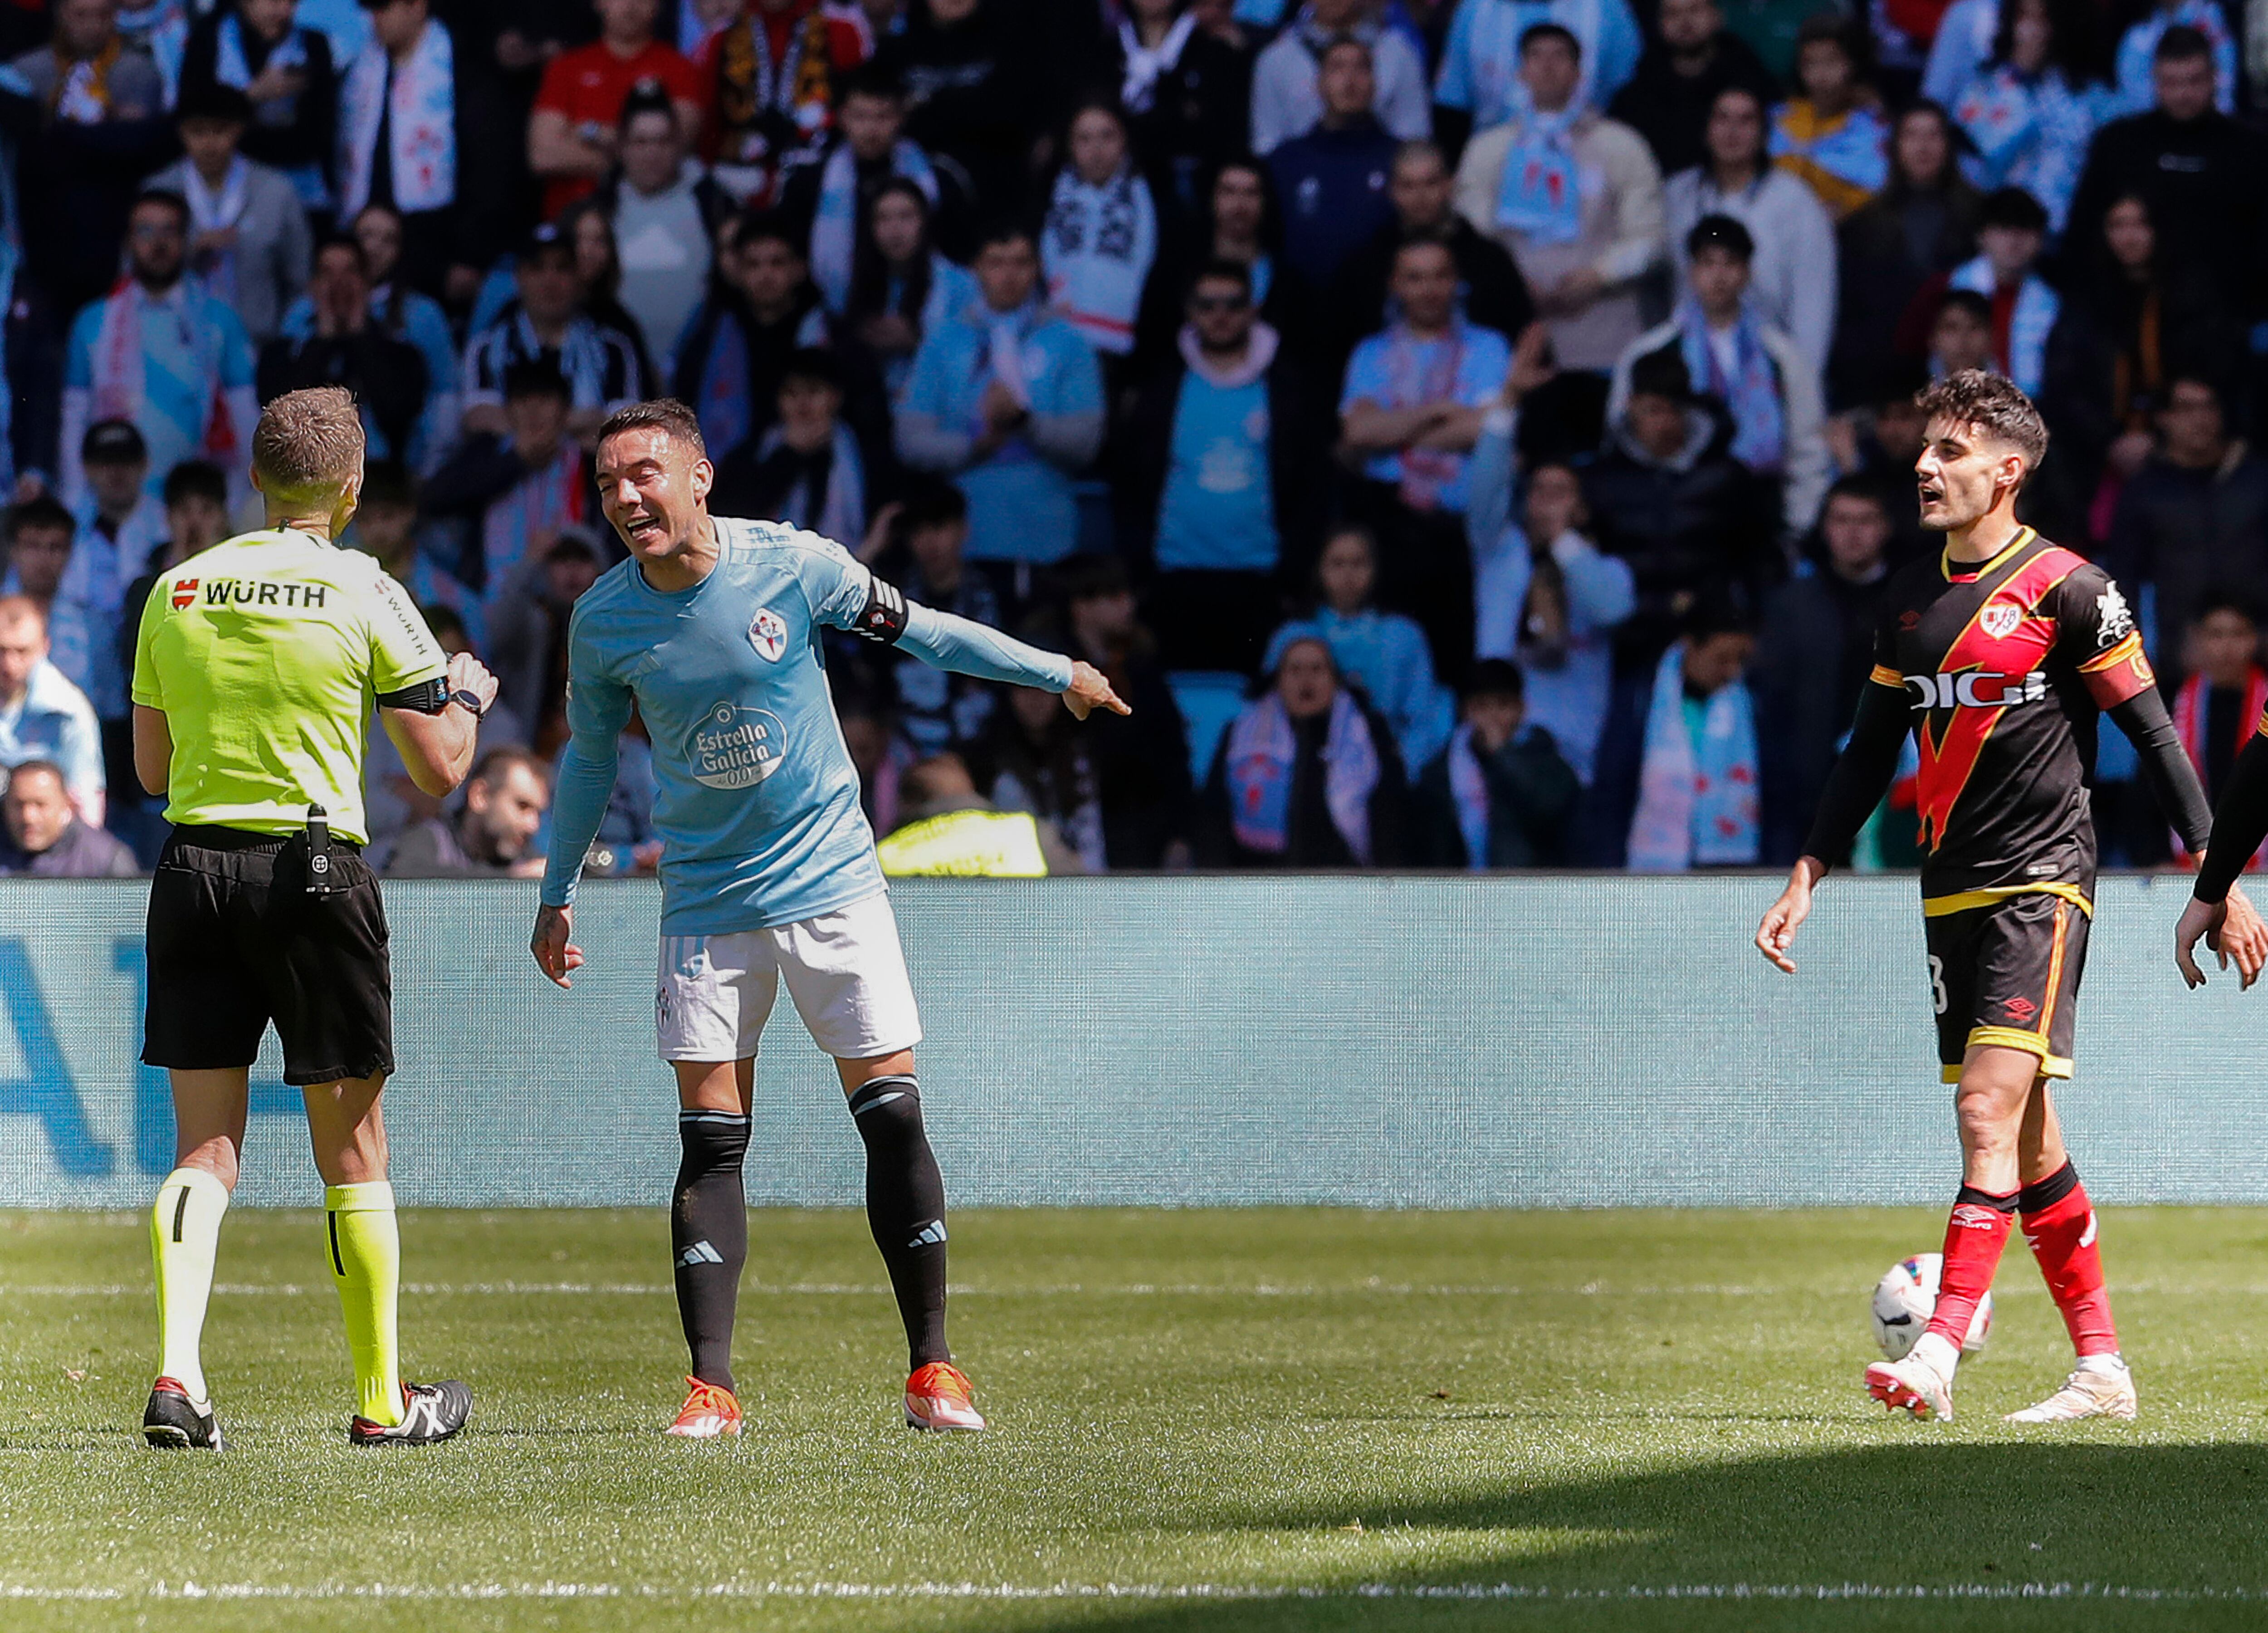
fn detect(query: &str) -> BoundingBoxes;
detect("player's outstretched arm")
[1756,681,1909,973]
[894,601,1130,717]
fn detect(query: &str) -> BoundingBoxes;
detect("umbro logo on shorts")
[678,1242,724,1267]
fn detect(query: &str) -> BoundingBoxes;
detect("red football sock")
[1926,1186,2017,1349]
[2020,1163,2118,1357]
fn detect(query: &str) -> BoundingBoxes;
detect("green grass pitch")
[7,1206,2268,1633]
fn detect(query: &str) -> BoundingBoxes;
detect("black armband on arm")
[2196,731,2268,905]
[2108,688,2213,859]
[376,676,450,714]
[1799,682,1911,870]
[852,575,909,645]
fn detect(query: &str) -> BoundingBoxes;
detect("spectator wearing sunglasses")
[1117,259,1321,675]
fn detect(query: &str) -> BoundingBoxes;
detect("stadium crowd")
[0,0,2264,876]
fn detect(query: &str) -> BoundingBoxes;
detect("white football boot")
[1866,1333,1957,1422]
[2006,1355,2137,1423]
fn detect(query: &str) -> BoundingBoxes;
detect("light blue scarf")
[1447,722,1491,870]
[809,138,938,314]
[1226,686,1382,862]
[1494,108,1584,244]
[339,18,455,217]
[1627,642,1759,870]
[1677,300,1784,474]
[1948,255,2058,395]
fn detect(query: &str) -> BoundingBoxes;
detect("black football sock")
[671,1110,750,1392]
[846,1076,951,1370]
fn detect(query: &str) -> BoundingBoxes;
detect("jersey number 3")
[1928,955,1949,1017]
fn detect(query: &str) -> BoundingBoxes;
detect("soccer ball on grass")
[1870,1252,1991,1360]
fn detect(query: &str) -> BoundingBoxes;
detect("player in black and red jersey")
[1755,370,2265,1424]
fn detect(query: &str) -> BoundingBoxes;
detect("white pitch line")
[0,1282,2043,1299]
[1,1581,2260,1604]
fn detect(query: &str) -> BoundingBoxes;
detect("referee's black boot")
[142,1379,225,1451]
[349,1379,472,1447]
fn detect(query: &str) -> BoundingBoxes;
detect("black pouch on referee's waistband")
[303,804,342,895]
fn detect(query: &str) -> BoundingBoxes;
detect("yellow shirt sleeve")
[365,565,449,696]
[130,572,171,709]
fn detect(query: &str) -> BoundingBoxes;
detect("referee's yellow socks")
[324,1182,403,1428]
[151,1167,230,1402]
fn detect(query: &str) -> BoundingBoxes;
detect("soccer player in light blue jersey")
[531,399,1125,1437]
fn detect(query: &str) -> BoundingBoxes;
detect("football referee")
[131,387,498,1451]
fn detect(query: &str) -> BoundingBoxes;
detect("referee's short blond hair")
[253,386,366,511]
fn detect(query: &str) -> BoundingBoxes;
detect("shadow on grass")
[1024,1443,2268,1633]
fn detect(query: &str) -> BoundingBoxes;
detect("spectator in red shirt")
[528,0,705,220]
[704,0,873,206]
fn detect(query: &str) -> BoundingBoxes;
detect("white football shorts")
[654,892,923,1062]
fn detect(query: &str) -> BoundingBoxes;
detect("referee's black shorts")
[142,826,395,1086]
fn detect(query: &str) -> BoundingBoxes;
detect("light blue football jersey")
[542,517,1073,932]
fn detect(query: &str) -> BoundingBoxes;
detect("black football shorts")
[142,826,395,1086]
[1922,889,2089,1085]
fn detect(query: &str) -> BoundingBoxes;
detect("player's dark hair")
[1686,212,1755,262]
[5,494,73,543]
[595,398,708,461]
[1915,367,2050,473]
[2154,22,2213,64]
[1466,659,1525,703]
[1519,20,1580,58]
[162,459,229,509]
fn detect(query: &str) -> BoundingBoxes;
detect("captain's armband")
[376,677,450,714]
[852,575,909,645]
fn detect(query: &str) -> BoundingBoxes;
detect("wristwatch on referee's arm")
[447,686,488,719]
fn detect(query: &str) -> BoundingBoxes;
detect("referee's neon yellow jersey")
[131,528,449,845]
